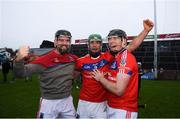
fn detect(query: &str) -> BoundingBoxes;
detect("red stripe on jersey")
[125,111,131,119]
[30,49,78,68]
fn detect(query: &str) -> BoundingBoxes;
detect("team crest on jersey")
[110,60,118,70]
[82,59,108,70]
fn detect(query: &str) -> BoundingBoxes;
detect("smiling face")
[54,35,71,54]
[107,29,127,55]
[108,36,123,53]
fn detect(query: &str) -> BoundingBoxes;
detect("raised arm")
[13,46,45,78]
[126,19,154,52]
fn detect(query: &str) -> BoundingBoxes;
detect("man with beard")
[13,30,78,118]
[76,19,153,118]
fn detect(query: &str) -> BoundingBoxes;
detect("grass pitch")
[0,71,180,118]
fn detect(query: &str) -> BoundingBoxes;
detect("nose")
[62,40,68,45]
[92,42,97,46]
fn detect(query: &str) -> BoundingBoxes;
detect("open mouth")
[91,48,99,51]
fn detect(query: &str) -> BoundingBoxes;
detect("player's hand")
[143,19,154,32]
[15,45,30,61]
[91,69,105,81]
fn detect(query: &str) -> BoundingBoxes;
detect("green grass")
[138,80,180,118]
[0,70,180,118]
[0,73,40,117]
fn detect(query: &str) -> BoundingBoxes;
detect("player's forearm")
[13,62,45,78]
[13,61,26,78]
[14,55,24,62]
[99,78,121,96]
[127,29,149,52]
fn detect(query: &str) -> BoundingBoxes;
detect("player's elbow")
[115,89,124,96]
[127,44,138,52]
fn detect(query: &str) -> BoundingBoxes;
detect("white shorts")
[77,99,107,118]
[107,105,138,119]
[37,95,76,119]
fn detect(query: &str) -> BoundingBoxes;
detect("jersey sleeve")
[75,58,82,71]
[13,61,46,78]
[71,54,79,62]
[104,51,114,63]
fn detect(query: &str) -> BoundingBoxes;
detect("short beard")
[56,45,71,55]
[109,50,119,56]
[109,48,126,56]
[89,51,101,58]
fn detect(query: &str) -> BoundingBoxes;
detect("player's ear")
[122,38,127,48]
[87,42,90,49]
[54,39,57,47]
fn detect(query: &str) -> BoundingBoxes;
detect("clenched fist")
[143,19,154,32]
[15,46,30,61]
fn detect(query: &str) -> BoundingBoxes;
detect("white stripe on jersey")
[119,50,127,74]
